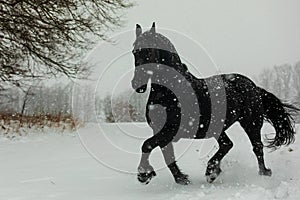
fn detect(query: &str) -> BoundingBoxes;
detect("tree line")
[256,61,300,104]
[0,82,148,123]
[256,61,300,122]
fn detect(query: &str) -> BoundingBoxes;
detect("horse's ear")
[150,22,156,33]
[136,24,142,38]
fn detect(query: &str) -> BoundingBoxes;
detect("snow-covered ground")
[0,123,299,200]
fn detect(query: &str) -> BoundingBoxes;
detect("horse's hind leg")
[206,131,233,183]
[161,143,190,185]
[241,121,272,176]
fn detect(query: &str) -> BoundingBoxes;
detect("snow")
[0,123,299,200]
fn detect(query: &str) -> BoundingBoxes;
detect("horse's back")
[197,73,263,136]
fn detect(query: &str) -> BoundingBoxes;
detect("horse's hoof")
[206,174,216,183]
[259,168,272,176]
[175,174,191,185]
[137,165,156,185]
[137,171,156,184]
[205,168,222,183]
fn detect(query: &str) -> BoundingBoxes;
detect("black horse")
[131,23,299,185]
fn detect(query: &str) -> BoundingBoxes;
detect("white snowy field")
[0,123,299,200]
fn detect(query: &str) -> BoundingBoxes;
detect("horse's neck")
[149,62,200,94]
[149,51,199,92]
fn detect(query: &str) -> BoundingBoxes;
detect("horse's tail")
[260,88,299,150]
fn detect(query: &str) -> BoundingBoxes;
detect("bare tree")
[278,64,292,99]
[293,62,300,101]
[257,68,273,91]
[0,0,132,89]
[20,84,34,116]
[103,95,115,123]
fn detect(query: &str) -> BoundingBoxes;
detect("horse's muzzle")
[136,85,147,93]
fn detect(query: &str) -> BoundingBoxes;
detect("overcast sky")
[85,0,300,95]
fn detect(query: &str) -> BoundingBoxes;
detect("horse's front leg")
[161,143,190,185]
[137,136,158,184]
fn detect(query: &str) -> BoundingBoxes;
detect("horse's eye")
[133,49,141,56]
[135,58,143,66]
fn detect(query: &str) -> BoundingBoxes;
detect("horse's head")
[131,23,181,93]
